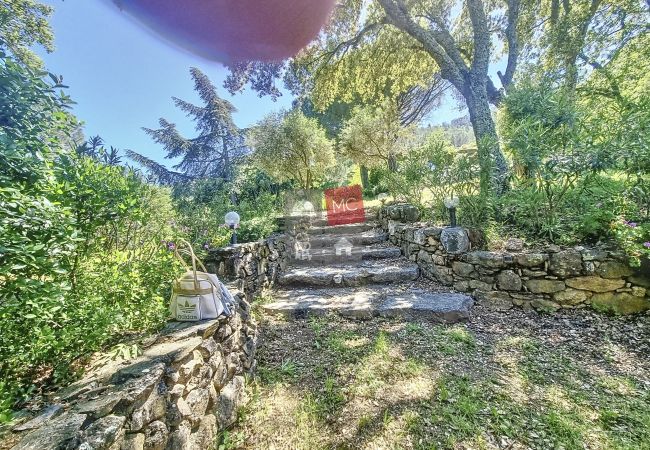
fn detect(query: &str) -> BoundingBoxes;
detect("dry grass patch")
[223,305,650,450]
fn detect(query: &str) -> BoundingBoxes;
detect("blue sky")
[37,0,470,166]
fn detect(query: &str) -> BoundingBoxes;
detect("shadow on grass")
[233,309,650,449]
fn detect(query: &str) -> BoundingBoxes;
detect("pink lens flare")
[109,0,337,63]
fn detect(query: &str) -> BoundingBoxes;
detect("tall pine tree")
[127,67,245,183]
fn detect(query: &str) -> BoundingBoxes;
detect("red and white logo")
[324,185,365,226]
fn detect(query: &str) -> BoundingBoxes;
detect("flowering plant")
[612,218,650,267]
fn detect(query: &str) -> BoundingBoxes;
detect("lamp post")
[225,211,240,245]
[443,196,459,228]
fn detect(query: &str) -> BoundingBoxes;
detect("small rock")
[632,286,646,297]
[121,432,145,450]
[216,376,246,429]
[77,414,126,450]
[13,404,63,432]
[452,261,475,277]
[531,299,561,312]
[565,276,625,293]
[525,279,565,294]
[143,421,168,450]
[515,253,547,268]
[553,288,588,306]
[505,238,524,252]
[597,261,633,279]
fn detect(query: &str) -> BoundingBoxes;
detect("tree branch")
[497,0,521,91]
[376,0,466,89]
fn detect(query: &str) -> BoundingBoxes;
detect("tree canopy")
[248,110,335,189]
[0,0,54,68]
[225,0,649,195]
[127,67,246,183]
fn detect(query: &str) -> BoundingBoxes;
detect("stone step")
[304,230,388,248]
[288,245,402,267]
[278,209,378,228]
[277,260,419,288]
[305,222,377,235]
[263,286,473,322]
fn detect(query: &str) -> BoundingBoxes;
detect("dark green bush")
[498,175,638,245]
[0,51,181,417]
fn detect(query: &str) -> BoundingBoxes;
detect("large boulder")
[591,292,650,315]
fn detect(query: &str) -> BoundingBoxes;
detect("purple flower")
[643,242,650,248]
[203,242,210,250]
[628,222,638,228]
[166,241,176,251]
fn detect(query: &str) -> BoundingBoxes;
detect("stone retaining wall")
[378,204,650,314]
[10,294,257,450]
[204,234,288,301]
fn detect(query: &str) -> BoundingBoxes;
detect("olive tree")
[248,110,335,189]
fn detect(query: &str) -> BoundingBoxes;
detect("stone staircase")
[263,213,474,322]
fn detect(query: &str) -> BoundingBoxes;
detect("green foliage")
[0,0,54,68]
[339,100,413,170]
[172,167,283,249]
[248,110,335,189]
[0,51,181,417]
[387,131,484,225]
[498,56,649,250]
[611,219,650,268]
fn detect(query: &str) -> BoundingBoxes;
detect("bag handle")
[173,239,209,290]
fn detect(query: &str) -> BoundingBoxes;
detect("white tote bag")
[170,240,230,321]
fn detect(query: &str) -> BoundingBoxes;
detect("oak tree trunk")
[360,165,370,188]
[465,86,509,195]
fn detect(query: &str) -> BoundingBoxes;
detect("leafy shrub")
[0,51,181,417]
[387,131,482,224]
[498,175,637,245]
[612,219,650,267]
[172,167,283,250]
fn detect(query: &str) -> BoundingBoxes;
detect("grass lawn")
[222,303,650,449]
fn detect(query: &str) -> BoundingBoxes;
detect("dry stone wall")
[378,205,650,314]
[10,295,256,450]
[204,234,288,301]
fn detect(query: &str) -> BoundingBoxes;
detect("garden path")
[263,211,473,323]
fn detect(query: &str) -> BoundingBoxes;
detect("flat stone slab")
[277,261,419,287]
[264,287,473,323]
[306,222,376,235]
[290,245,401,267]
[378,292,474,322]
[306,230,388,247]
